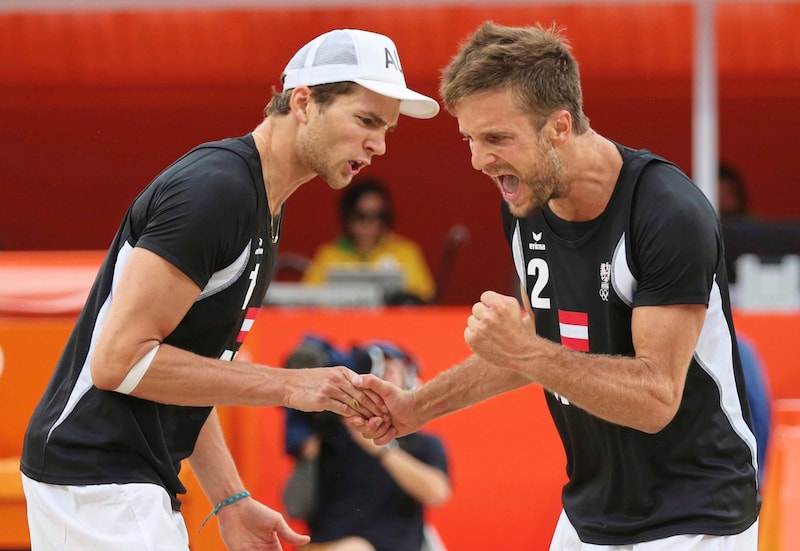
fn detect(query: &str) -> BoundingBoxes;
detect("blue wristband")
[199,490,251,531]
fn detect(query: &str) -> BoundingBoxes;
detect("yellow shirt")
[302,234,436,302]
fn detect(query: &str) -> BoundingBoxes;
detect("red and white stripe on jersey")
[558,310,589,352]
[236,307,259,343]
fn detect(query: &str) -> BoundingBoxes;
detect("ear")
[290,86,312,122]
[548,109,572,146]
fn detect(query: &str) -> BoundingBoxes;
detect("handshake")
[281,335,425,443]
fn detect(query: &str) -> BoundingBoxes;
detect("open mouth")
[349,160,368,174]
[499,174,521,197]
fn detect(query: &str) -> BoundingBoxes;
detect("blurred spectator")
[718,162,800,309]
[717,163,773,482]
[718,161,752,219]
[282,336,451,551]
[736,335,772,486]
[302,179,436,304]
[718,162,755,285]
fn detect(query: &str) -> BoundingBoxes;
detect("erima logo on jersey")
[528,231,546,251]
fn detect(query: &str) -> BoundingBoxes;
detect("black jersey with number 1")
[21,135,278,511]
[501,144,760,545]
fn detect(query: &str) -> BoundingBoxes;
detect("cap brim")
[354,79,440,119]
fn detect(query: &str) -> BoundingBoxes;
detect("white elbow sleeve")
[114,344,160,394]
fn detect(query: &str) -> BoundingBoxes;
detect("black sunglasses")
[350,210,388,223]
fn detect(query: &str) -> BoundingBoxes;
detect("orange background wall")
[2,3,800,305]
[1,307,797,550]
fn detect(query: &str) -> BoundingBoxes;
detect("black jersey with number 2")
[501,144,760,545]
[21,135,278,511]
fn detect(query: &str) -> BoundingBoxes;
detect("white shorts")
[22,474,190,551]
[549,509,759,551]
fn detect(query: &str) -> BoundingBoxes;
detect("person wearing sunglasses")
[302,178,436,304]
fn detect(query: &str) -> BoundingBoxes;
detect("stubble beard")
[511,144,565,218]
[298,121,348,189]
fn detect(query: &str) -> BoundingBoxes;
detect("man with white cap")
[20,29,438,551]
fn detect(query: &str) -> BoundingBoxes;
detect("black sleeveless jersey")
[501,144,760,544]
[21,135,279,510]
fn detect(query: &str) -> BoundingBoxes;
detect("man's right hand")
[346,374,424,444]
[282,366,388,420]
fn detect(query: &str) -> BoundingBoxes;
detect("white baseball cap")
[281,29,440,120]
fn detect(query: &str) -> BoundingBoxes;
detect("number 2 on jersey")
[527,258,551,309]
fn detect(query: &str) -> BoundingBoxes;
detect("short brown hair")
[264,81,356,116]
[439,21,590,133]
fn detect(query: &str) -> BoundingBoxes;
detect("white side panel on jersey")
[47,242,136,440]
[511,222,525,285]
[610,233,636,307]
[610,233,758,478]
[47,241,252,441]
[198,242,250,300]
[694,278,759,477]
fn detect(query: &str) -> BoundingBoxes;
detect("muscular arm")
[413,354,532,426]
[356,285,703,439]
[350,353,531,443]
[548,304,703,432]
[395,283,534,428]
[91,247,382,417]
[467,291,705,433]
